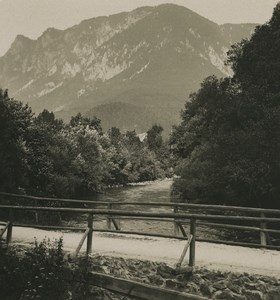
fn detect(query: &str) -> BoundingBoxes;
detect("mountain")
[220,23,258,45]
[0,4,256,134]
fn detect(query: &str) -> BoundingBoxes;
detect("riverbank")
[8,226,280,278]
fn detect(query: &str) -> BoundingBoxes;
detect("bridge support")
[260,212,267,247]
[189,218,196,267]
[174,206,179,236]
[87,213,93,255]
[6,209,13,245]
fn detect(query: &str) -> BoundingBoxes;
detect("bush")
[0,238,73,300]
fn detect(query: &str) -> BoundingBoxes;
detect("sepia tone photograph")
[0,0,280,299]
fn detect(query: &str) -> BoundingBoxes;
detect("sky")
[0,0,279,56]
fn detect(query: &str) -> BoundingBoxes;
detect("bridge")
[1,192,280,299]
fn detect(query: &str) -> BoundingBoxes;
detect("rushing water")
[62,179,278,245]
[96,179,173,204]
[92,179,176,235]
[79,179,237,240]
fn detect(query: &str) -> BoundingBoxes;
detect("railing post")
[115,205,121,230]
[86,213,93,255]
[260,212,267,247]
[107,203,112,230]
[35,199,39,224]
[6,209,13,245]
[173,205,179,236]
[189,218,196,267]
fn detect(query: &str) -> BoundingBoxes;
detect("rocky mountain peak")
[7,34,34,54]
[0,4,257,134]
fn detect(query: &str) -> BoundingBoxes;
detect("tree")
[227,3,280,99]
[69,113,102,133]
[146,124,163,153]
[108,127,123,148]
[35,109,64,131]
[171,4,280,208]
[0,89,32,191]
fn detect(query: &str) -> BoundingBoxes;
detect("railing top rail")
[1,205,280,223]
[1,191,280,215]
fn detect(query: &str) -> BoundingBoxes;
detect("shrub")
[0,238,73,300]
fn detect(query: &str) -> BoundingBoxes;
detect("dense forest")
[0,91,172,198]
[171,4,280,209]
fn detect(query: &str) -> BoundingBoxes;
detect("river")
[91,179,176,235]
[59,179,276,245]
[81,179,241,241]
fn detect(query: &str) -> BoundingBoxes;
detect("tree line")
[0,90,172,198]
[171,4,280,209]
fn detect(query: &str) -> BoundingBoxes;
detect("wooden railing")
[1,192,280,264]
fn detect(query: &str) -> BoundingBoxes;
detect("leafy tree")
[25,110,66,196]
[35,109,64,131]
[108,126,123,148]
[146,124,163,153]
[63,123,107,194]
[227,3,280,99]
[70,112,102,133]
[0,89,32,191]
[171,4,280,208]
[123,130,142,152]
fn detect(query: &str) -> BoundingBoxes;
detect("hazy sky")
[0,0,279,56]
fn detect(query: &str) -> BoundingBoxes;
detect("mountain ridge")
[0,4,257,133]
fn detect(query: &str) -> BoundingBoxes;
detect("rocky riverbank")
[89,255,280,300]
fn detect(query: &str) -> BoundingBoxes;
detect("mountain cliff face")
[0,4,256,133]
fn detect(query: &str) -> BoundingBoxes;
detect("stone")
[165,279,177,289]
[176,274,185,282]
[200,282,213,297]
[187,282,200,294]
[213,280,227,290]
[244,290,263,300]
[232,276,251,286]
[157,265,174,278]
[142,278,150,284]
[148,274,164,286]
[191,274,203,285]
[231,292,246,300]
[262,276,277,284]
[213,289,236,300]
[266,287,280,300]
[256,280,268,293]
[128,265,136,272]
[227,281,241,294]
[244,282,259,290]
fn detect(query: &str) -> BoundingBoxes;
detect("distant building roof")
[137,132,147,142]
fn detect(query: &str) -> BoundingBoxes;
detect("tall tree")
[0,89,32,191]
[146,125,163,153]
[172,4,280,208]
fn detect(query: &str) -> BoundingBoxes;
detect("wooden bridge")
[1,192,280,299]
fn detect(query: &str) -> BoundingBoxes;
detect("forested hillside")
[171,4,280,209]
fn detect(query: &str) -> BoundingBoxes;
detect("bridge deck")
[5,226,280,278]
